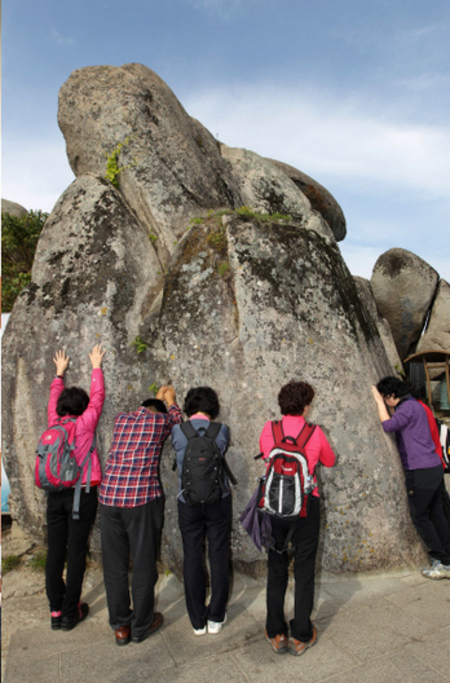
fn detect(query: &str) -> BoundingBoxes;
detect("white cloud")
[2,137,75,212]
[184,82,450,199]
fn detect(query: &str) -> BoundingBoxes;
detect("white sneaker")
[193,626,207,636]
[207,613,227,635]
[422,562,450,580]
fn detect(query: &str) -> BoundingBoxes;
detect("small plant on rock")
[148,382,159,395]
[105,137,136,188]
[131,335,148,354]
[148,229,158,244]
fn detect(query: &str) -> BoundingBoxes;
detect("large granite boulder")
[370,249,439,359]
[2,64,428,576]
[1,174,161,548]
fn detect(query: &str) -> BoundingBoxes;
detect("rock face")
[150,215,422,575]
[1,174,162,548]
[2,64,427,576]
[2,199,27,217]
[267,159,347,241]
[221,146,335,243]
[353,277,403,376]
[417,279,450,353]
[370,249,439,359]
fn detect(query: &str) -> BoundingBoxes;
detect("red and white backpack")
[259,421,316,519]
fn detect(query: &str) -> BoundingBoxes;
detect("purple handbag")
[239,481,273,552]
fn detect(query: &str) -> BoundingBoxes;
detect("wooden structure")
[403,350,450,410]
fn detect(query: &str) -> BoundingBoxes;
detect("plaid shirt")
[99,404,182,507]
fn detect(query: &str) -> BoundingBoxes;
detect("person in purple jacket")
[372,376,450,579]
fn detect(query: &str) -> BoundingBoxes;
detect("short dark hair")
[278,380,315,416]
[141,398,168,414]
[56,387,89,417]
[376,376,413,399]
[184,387,220,419]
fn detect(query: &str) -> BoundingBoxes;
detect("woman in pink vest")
[259,380,335,656]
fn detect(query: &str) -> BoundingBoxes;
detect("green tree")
[1,210,48,312]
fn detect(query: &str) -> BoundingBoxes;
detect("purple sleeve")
[382,404,411,433]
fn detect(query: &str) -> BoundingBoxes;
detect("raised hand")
[89,344,106,369]
[53,350,70,376]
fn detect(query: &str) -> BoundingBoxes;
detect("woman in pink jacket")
[46,344,105,631]
[259,380,335,657]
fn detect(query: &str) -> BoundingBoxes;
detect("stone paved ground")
[2,518,450,683]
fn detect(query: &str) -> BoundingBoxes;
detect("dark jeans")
[178,494,232,629]
[405,466,450,564]
[266,496,320,642]
[100,498,164,638]
[46,486,98,619]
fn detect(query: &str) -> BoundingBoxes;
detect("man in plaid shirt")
[99,385,182,646]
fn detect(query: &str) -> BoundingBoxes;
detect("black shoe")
[61,603,89,631]
[51,614,62,630]
[131,612,164,643]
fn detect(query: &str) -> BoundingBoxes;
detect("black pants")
[266,497,320,642]
[46,487,98,619]
[178,494,232,629]
[100,498,164,638]
[405,466,450,564]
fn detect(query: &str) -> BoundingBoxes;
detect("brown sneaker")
[265,631,288,654]
[289,626,317,656]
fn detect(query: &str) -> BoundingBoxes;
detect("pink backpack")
[35,419,95,519]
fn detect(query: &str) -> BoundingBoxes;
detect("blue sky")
[3,0,450,281]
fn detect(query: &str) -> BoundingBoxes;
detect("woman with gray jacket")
[172,387,232,636]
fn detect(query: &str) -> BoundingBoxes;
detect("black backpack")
[180,422,236,506]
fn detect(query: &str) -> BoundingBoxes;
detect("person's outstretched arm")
[48,349,70,425]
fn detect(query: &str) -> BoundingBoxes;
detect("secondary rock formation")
[2,199,27,218]
[2,64,427,575]
[370,249,440,359]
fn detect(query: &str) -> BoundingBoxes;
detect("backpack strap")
[180,421,199,440]
[271,420,285,446]
[205,421,221,440]
[294,422,316,449]
[72,433,97,521]
[272,420,316,449]
[207,423,238,486]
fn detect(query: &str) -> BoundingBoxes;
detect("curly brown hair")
[278,380,315,416]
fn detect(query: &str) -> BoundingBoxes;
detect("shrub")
[1,210,48,312]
